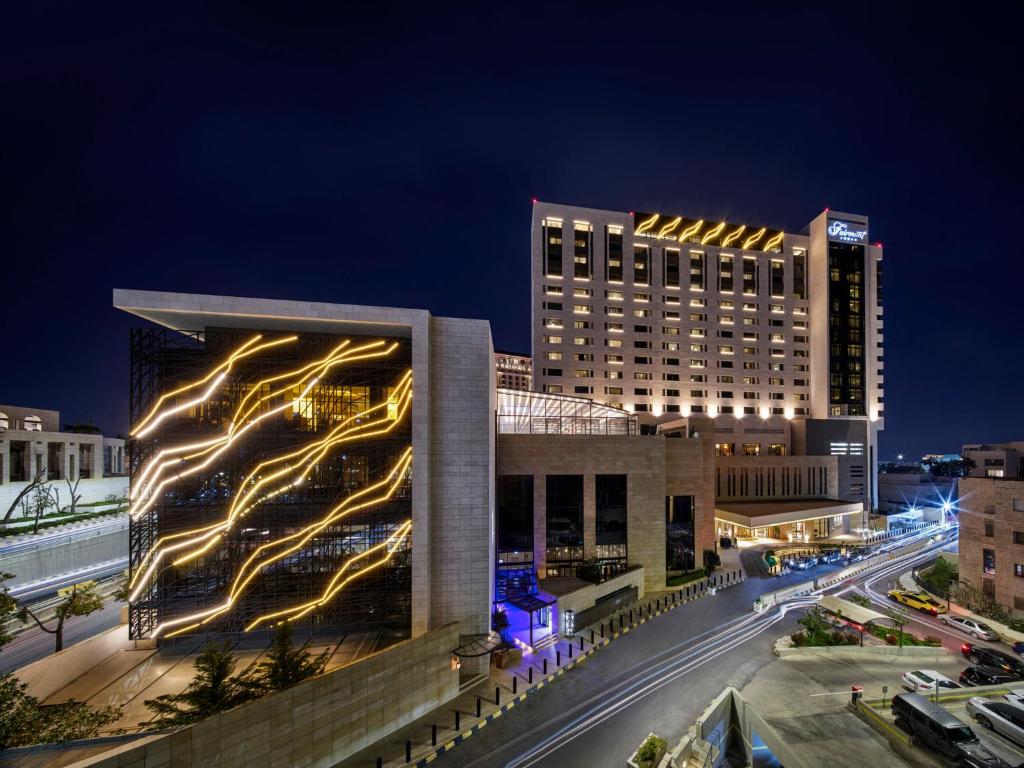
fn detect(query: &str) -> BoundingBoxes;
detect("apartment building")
[963,442,1024,479]
[530,201,884,508]
[959,477,1024,613]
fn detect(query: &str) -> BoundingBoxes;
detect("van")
[891,693,1010,767]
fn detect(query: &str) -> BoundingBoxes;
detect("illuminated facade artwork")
[128,327,413,640]
[633,211,784,253]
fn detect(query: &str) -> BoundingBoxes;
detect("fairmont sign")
[827,220,868,244]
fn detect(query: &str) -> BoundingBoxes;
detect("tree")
[113,570,130,603]
[883,605,910,648]
[28,486,58,534]
[143,643,261,728]
[0,672,120,749]
[254,622,328,692]
[19,582,105,653]
[703,549,721,574]
[2,467,47,524]
[0,573,16,650]
[65,476,82,516]
[797,606,835,645]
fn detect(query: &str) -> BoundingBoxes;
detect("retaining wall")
[3,526,127,586]
[58,623,461,768]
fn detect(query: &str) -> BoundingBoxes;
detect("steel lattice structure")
[127,327,412,640]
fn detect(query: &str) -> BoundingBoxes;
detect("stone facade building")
[959,478,1024,612]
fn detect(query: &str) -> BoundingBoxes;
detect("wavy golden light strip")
[742,227,767,251]
[132,336,298,439]
[721,224,746,248]
[677,219,704,242]
[127,371,412,600]
[634,213,659,235]
[700,221,726,245]
[129,340,394,518]
[170,374,412,565]
[657,216,681,238]
[154,448,413,638]
[763,231,785,252]
[246,520,412,631]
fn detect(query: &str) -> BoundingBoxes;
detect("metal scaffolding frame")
[128,327,412,640]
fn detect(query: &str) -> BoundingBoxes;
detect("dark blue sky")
[2,3,1021,459]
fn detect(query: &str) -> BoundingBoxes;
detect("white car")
[967,697,1024,746]
[1004,691,1024,710]
[940,614,1000,641]
[901,669,961,693]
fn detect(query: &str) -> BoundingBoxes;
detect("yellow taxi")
[887,588,947,615]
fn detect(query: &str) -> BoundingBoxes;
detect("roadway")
[0,599,122,673]
[432,528,955,768]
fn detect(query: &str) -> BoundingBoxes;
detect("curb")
[412,574,746,766]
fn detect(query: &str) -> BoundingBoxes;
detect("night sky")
[2,3,1021,459]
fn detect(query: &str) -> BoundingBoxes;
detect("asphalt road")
[434,531,952,768]
[434,549,848,767]
[0,600,122,673]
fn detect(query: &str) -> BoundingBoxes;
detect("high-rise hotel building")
[531,201,884,508]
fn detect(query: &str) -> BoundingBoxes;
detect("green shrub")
[635,734,668,768]
[666,569,706,587]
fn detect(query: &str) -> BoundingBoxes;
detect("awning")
[818,595,897,627]
[452,632,504,658]
[507,594,556,613]
[715,499,863,529]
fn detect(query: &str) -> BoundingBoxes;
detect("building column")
[583,473,596,561]
[533,474,546,578]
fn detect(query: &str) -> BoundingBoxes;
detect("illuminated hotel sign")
[633,212,784,253]
[496,355,531,374]
[827,219,868,244]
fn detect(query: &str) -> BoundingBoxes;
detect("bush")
[885,634,898,645]
[923,636,943,647]
[666,569,706,587]
[635,734,668,768]
[575,559,602,584]
[847,594,872,608]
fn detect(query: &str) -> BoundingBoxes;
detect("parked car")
[818,550,842,564]
[888,588,948,615]
[892,693,1010,767]
[1003,691,1024,709]
[942,615,1000,641]
[902,669,962,693]
[792,557,816,571]
[961,644,1024,678]
[1012,641,1024,657]
[960,665,1022,687]
[967,697,1024,747]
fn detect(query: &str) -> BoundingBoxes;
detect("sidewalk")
[340,567,746,767]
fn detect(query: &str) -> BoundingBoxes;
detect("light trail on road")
[480,527,959,768]
[502,598,815,768]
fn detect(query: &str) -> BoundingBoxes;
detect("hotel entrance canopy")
[715,499,863,530]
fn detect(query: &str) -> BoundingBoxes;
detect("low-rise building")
[958,477,1024,613]
[877,471,956,526]
[0,404,127,514]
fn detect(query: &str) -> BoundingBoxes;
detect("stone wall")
[497,431,713,592]
[959,478,1024,614]
[428,316,495,673]
[3,523,127,587]
[68,623,461,768]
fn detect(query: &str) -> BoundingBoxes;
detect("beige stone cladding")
[959,478,1024,613]
[71,624,460,768]
[497,428,713,592]
[428,316,495,674]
